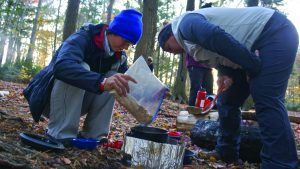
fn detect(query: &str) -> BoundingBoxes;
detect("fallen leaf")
[61,157,71,165]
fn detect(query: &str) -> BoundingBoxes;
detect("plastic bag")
[124,56,168,124]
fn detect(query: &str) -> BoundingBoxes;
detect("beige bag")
[110,90,152,123]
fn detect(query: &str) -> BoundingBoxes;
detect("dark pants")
[216,19,299,168]
[188,66,213,106]
[216,70,249,163]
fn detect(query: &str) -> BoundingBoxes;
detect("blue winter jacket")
[23,24,128,122]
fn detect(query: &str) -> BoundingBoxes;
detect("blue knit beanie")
[158,24,173,49]
[108,9,143,45]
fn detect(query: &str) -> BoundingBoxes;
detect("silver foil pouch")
[122,136,185,169]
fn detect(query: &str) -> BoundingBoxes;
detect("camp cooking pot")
[130,126,168,143]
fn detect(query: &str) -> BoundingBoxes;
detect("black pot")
[130,126,168,143]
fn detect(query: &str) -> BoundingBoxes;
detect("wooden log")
[241,111,300,124]
[287,111,300,124]
[182,109,300,125]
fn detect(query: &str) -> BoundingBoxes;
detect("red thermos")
[195,88,206,108]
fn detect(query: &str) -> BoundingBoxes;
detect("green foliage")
[286,102,300,112]
[77,0,105,26]
[0,60,42,82]
[261,0,284,7]
[158,0,178,25]
[17,64,42,81]
[286,81,300,111]
[0,63,20,81]
[21,58,42,79]
[286,54,300,111]
[243,0,285,10]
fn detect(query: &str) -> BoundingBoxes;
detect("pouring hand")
[217,75,233,93]
[247,50,260,82]
[103,73,137,96]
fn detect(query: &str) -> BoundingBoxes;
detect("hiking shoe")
[77,133,108,145]
[198,150,220,161]
[46,134,74,147]
[227,159,244,168]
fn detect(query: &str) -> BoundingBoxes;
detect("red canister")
[195,88,206,108]
[204,98,211,108]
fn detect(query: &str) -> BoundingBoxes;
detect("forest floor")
[0,80,299,169]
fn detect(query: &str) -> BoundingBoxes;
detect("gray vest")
[172,7,274,68]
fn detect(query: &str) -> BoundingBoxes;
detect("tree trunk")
[0,38,7,65]
[5,36,15,64]
[6,1,19,65]
[169,54,175,85]
[102,0,106,22]
[172,0,195,102]
[25,0,42,64]
[172,53,188,102]
[164,57,169,85]
[246,0,259,6]
[218,0,225,6]
[186,0,195,11]
[62,0,80,41]
[14,2,25,65]
[159,52,164,80]
[164,54,171,85]
[198,0,203,9]
[53,0,62,54]
[133,0,158,61]
[154,43,160,77]
[0,0,14,65]
[15,38,22,65]
[106,0,115,24]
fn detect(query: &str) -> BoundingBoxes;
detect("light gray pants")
[46,63,115,140]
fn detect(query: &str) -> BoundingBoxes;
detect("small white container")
[0,91,9,97]
[177,111,189,122]
[179,111,189,116]
[177,111,198,131]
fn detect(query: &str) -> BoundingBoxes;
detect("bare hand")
[103,73,137,96]
[247,50,260,81]
[255,50,259,57]
[217,75,233,93]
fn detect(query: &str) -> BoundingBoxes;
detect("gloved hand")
[102,73,137,96]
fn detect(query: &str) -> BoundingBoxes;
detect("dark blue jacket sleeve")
[178,13,261,77]
[53,30,105,94]
[118,62,128,73]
